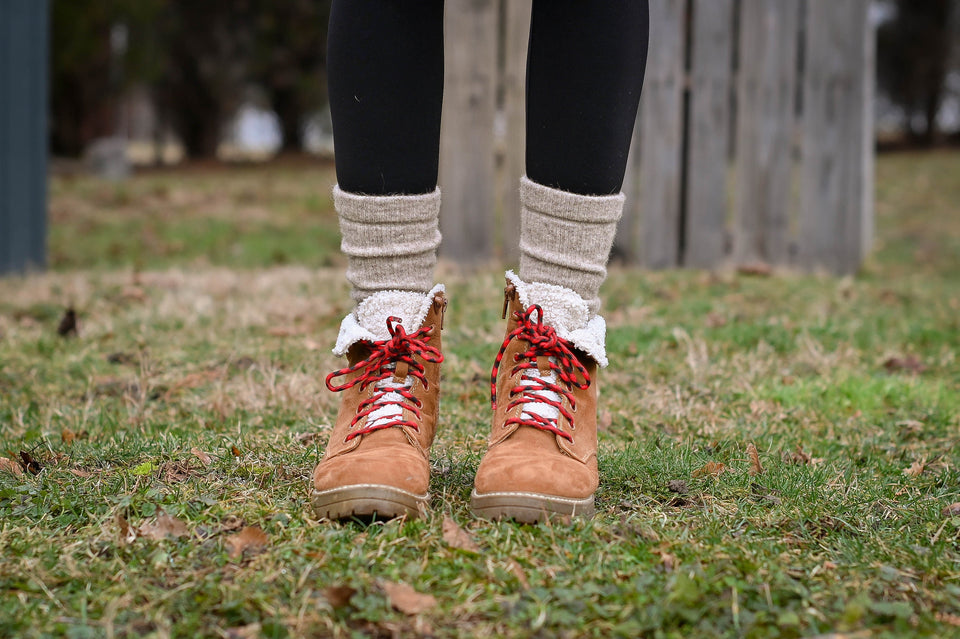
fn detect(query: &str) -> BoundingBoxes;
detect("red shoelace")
[326,317,442,441]
[490,305,590,441]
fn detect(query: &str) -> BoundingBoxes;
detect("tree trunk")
[271,86,303,153]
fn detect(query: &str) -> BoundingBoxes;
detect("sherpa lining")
[333,284,445,356]
[505,271,608,367]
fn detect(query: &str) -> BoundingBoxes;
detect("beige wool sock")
[518,176,624,316]
[335,186,442,303]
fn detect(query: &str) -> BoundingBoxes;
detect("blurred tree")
[50,0,161,156]
[153,1,253,159]
[876,0,959,145]
[249,0,332,153]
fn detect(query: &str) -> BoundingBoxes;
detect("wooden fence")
[440,0,875,274]
[0,0,48,275]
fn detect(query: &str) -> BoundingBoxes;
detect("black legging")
[328,0,649,197]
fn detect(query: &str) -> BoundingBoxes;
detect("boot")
[311,285,446,519]
[471,272,609,523]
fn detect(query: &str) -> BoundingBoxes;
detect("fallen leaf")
[598,411,613,431]
[0,457,24,476]
[116,513,136,545]
[226,526,269,559]
[737,262,772,277]
[936,612,960,627]
[68,469,94,478]
[230,445,242,457]
[57,307,78,337]
[883,355,927,374]
[225,623,261,639]
[903,458,926,478]
[782,444,822,466]
[667,480,688,494]
[323,585,357,610]
[747,442,764,476]
[705,312,727,328]
[61,429,89,445]
[295,432,321,445]
[160,460,194,483]
[507,560,529,589]
[381,581,437,615]
[442,515,480,553]
[105,351,137,366]
[692,461,726,479]
[653,548,676,572]
[942,503,960,517]
[139,514,189,540]
[18,450,42,475]
[191,447,212,466]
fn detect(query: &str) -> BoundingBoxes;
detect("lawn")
[1,152,959,637]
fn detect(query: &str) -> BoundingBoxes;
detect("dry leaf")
[323,585,357,610]
[381,581,437,615]
[883,355,927,374]
[598,411,613,431]
[61,429,89,445]
[0,457,24,476]
[295,432,321,445]
[936,612,960,627]
[191,447,212,466]
[139,514,189,540]
[57,307,78,337]
[68,468,94,478]
[18,450,42,475]
[116,513,136,545]
[692,461,726,479]
[508,560,529,589]
[942,503,960,517]
[442,515,480,553]
[230,445,242,457]
[160,460,194,483]
[226,526,269,558]
[225,623,262,639]
[747,443,764,476]
[705,312,727,328]
[737,262,772,277]
[903,458,926,478]
[653,548,677,572]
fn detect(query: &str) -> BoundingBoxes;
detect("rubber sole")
[470,489,595,524]
[310,484,428,521]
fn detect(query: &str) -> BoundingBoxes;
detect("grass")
[2,151,960,637]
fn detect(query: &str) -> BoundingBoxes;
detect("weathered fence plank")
[498,0,531,264]
[636,0,687,268]
[732,0,800,266]
[798,0,871,274]
[0,0,48,274]
[439,0,498,264]
[684,0,734,268]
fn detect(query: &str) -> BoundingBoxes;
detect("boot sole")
[311,484,428,521]
[470,489,595,524]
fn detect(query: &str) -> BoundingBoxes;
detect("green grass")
[2,152,959,637]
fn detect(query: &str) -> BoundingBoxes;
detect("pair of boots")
[311,177,622,523]
[311,271,608,523]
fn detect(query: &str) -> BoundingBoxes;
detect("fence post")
[732,0,800,267]
[634,0,686,268]
[684,0,734,268]
[439,0,498,265]
[0,0,49,275]
[798,0,872,274]
[497,0,531,265]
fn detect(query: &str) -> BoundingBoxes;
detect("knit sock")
[518,176,624,316]
[335,186,442,303]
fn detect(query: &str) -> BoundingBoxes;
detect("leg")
[314,1,447,521]
[473,1,649,523]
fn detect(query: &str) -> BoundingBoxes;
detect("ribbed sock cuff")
[518,177,624,316]
[334,186,442,303]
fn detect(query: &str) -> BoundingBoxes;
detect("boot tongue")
[355,290,432,339]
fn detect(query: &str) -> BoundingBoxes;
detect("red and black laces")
[490,305,590,441]
[326,317,442,440]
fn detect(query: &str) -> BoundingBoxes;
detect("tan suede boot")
[471,272,608,523]
[312,286,446,520]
